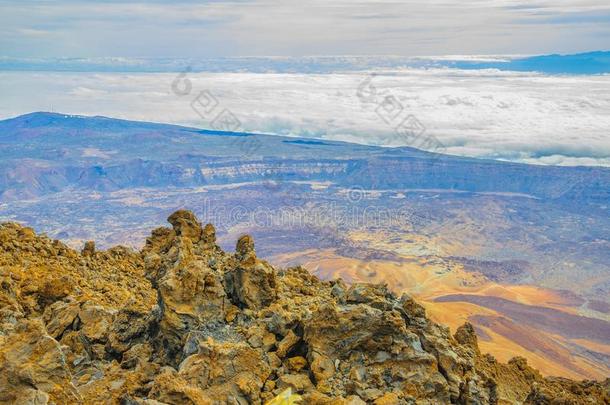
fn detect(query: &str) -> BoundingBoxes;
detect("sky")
[1,0,610,57]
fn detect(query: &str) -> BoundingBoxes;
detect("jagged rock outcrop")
[0,210,608,404]
[225,235,278,311]
[142,210,232,364]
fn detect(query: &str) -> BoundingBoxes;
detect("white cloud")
[16,28,54,38]
[1,68,609,166]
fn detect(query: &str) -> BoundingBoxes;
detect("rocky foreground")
[0,210,608,404]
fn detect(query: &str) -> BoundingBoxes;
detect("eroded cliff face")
[0,210,608,405]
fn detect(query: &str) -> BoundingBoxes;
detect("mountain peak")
[0,111,183,133]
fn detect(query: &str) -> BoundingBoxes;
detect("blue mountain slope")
[0,112,608,204]
[449,51,610,74]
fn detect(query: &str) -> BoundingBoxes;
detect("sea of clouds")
[1,67,609,166]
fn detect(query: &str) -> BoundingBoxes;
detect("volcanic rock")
[0,210,608,404]
[225,235,277,311]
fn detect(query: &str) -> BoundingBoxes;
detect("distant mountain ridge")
[1,51,609,74]
[448,51,610,74]
[1,112,608,203]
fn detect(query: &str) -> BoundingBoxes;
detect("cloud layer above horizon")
[1,0,610,57]
[1,68,609,167]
